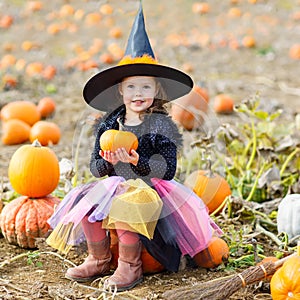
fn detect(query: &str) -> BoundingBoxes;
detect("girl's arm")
[90,123,116,178]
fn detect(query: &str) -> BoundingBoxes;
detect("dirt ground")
[0,0,300,299]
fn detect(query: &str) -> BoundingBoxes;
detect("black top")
[90,105,182,184]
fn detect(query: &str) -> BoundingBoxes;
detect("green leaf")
[253,110,269,120]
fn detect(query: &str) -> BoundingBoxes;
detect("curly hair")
[142,79,170,116]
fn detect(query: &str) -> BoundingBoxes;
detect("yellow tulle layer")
[102,179,163,239]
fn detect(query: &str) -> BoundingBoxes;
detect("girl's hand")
[115,148,139,166]
[100,149,139,166]
[100,150,119,165]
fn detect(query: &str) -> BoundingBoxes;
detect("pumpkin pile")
[0,140,61,248]
[0,98,60,146]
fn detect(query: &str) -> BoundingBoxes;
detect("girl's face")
[119,76,157,114]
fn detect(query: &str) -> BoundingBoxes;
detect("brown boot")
[65,236,112,282]
[105,241,143,291]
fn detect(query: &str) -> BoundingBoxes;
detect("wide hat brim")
[83,63,193,111]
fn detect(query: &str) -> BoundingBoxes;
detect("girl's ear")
[118,83,123,95]
[155,81,161,97]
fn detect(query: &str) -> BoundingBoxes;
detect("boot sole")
[65,270,111,283]
[109,277,143,292]
[65,273,101,282]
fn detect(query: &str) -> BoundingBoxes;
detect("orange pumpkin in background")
[100,129,138,153]
[171,85,209,131]
[193,237,230,269]
[270,255,300,299]
[37,97,56,118]
[8,139,60,198]
[1,119,31,145]
[0,100,41,126]
[29,120,61,146]
[0,195,60,248]
[213,93,234,114]
[184,170,231,214]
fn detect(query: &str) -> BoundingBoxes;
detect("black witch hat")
[83,3,193,111]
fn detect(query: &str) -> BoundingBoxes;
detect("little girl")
[47,4,223,292]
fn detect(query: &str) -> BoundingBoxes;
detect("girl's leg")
[117,229,140,244]
[65,216,112,282]
[105,229,143,291]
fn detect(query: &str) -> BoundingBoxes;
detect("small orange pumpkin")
[184,170,231,214]
[8,139,60,198]
[25,62,44,77]
[213,94,234,114]
[100,129,138,153]
[109,230,165,274]
[0,195,60,248]
[29,120,61,146]
[289,44,300,60]
[193,237,229,269]
[0,100,41,126]
[37,97,56,118]
[1,119,31,145]
[270,256,300,299]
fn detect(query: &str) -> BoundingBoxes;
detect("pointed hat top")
[83,2,193,111]
[124,3,155,59]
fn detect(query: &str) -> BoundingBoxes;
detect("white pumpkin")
[277,194,300,239]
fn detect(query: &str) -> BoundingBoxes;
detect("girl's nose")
[135,88,142,96]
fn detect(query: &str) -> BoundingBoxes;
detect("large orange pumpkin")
[0,195,60,248]
[109,230,165,274]
[270,256,300,299]
[100,129,138,153]
[8,139,60,198]
[193,237,230,269]
[184,170,231,214]
[171,85,209,131]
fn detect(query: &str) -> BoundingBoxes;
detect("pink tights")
[82,216,139,244]
[116,229,139,245]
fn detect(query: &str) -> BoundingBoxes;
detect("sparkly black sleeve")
[89,121,116,178]
[131,116,182,180]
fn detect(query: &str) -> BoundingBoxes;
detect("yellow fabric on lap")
[102,179,163,239]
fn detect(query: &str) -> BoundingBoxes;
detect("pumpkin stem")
[203,151,215,178]
[117,117,125,131]
[32,139,42,147]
